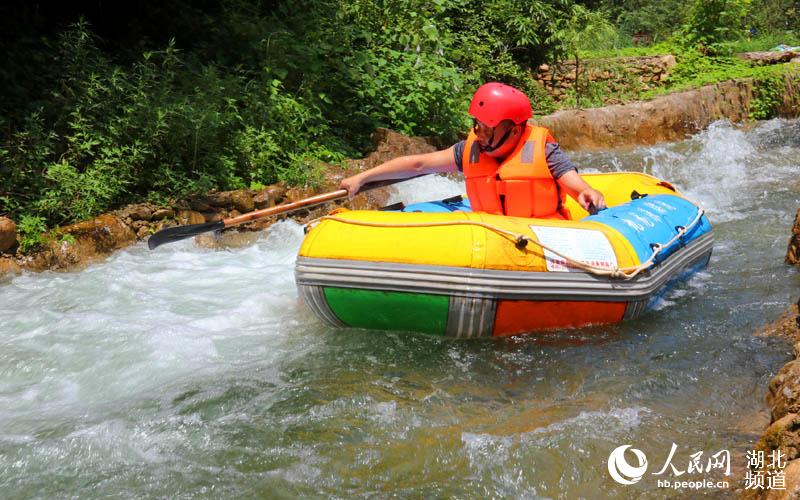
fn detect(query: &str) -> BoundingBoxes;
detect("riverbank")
[742,211,800,499]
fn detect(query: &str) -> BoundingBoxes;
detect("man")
[340,82,605,219]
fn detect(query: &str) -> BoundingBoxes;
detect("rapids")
[1,119,799,497]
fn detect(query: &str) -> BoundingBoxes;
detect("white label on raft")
[529,225,618,272]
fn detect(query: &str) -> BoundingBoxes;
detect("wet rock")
[241,218,274,231]
[741,457,800,499]
[176,210,205,225]
[758,303,800,340]
[117,204,153,222]
[738,51,798,65]
[62,214,136,249]
[203,212,224,223]
[536,75,800,150]
[254,187,280,209]
[136,226,151,239]
[267,185,287,205]
[0,217,17,252]
[207,191,233,207]
[230,190,255,213]
[152,208,175,220]
[21,214,137,272]
[155,219,177,231]
[194,230,261,249]
[189,198,212,212]
[285,186,318,204]
[787,208,800,266]
[0,256,21,278]
[767,359,800,422]
[760,413,800,460]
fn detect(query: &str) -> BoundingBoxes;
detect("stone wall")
[534,55,677,102]
[536,72,800,151]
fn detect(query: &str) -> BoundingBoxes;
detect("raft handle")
[379,202,406,211]
[442,195,464,204]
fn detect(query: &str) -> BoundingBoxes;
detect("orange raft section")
[492,300,628,336]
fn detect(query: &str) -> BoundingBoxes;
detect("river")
[1,119,799,498]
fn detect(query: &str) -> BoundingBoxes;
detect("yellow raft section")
[299,172,683,272]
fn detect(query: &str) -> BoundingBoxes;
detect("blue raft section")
[393,193,713,268]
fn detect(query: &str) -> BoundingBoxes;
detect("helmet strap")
[481,125,515,153]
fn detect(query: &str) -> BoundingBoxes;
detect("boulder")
[152,208,175,220]
[20,214,136,272]
[767,359,800,422]
[188,198,212,212]
[176,210,206,225]
[0,217,17,252]
[0,256,21,277]
[117,204,153,222]
[230,190,255,213]
[741,458,800,500]
[787,208,800,266]
[207,191,233,207]
[757,413,800,462]
[738,51,797,65]
[194,230,261,249]
[254,187,281,209]
[757,303,800,340]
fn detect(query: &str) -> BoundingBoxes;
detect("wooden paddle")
[147,175,427,249]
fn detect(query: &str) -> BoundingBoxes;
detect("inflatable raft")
[295,172,713,338]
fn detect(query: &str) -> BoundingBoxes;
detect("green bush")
[17,215,47,253]
[749,73,788,119]
[682,0,752,50]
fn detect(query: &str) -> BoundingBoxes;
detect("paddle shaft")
[222,189,348,228]
[221,175,426,229]
[147,174,427,249]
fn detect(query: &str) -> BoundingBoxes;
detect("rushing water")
[1,120,799,498]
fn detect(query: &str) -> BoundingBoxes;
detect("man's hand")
[577,187,606,213]
[339,174,365,199]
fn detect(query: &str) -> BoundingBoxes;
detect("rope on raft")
[307,207,706,280]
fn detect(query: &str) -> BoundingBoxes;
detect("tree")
[554,5,617,107]
[683,0,752,48]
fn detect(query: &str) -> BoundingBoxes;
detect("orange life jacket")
[462,124,568,220]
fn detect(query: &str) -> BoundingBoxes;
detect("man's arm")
[340,147,458,197]
[557,170,606,211]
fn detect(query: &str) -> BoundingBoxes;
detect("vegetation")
[0,0,797,250]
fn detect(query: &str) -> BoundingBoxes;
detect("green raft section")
[322,287,448,336]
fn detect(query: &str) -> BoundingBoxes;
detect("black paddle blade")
[147,220,225,250]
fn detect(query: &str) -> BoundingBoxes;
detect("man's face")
[473,119,520,158]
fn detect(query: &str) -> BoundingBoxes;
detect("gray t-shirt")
[452,140,577,179]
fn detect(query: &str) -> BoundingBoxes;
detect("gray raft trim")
[446,296,497,338]
[298,284,347,328]
[295,232,713,302]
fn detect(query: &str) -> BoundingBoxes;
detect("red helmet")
[468,82,532,127]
